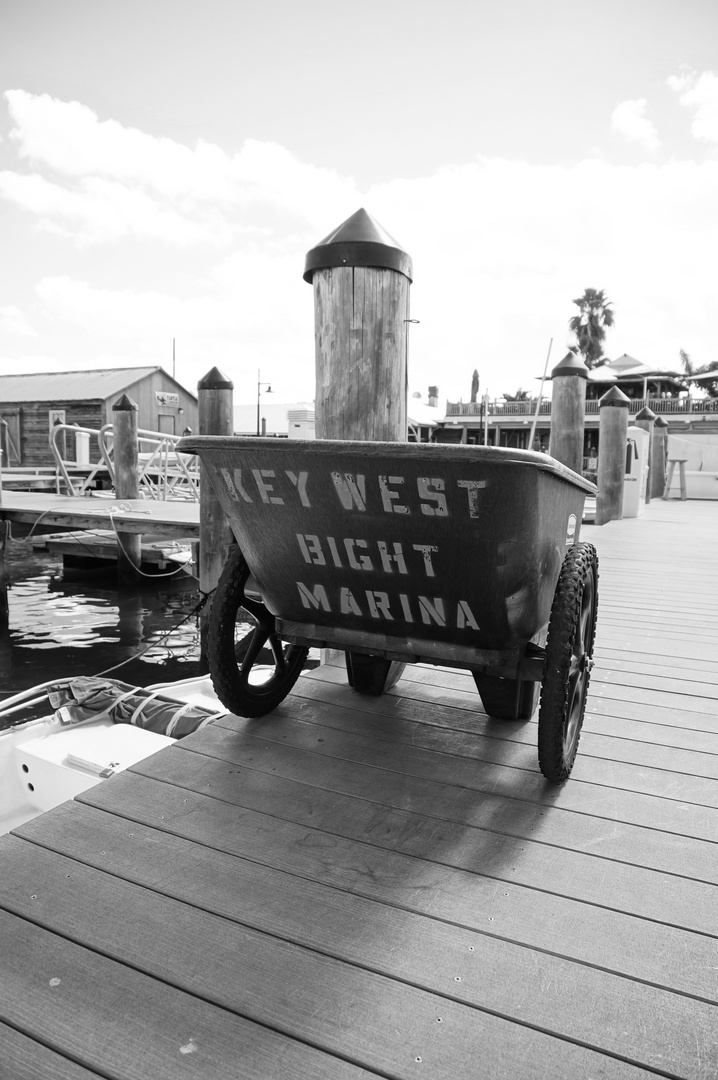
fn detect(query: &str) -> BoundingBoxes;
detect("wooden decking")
[1,498,717,1078]
[0,490,199,537]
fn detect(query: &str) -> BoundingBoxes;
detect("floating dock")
[30,529,196,574]
[0,498,716,1078]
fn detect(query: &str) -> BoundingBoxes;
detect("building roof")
[582,355,686,390]
[602,353,648,375]
[407,399,439,427]
[0,366,196,403]
[593,354,683,380]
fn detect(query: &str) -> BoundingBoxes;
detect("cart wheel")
[538,542,598,782]
[208,546,309,717]
[473,674,539,720]
[346,653,406,696]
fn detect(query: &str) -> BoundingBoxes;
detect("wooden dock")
[1,497,716,1078]
[0,491,199,538]
[30,530,196,574]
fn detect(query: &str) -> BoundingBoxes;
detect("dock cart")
[179,437,598,782]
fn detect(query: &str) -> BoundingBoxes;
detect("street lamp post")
[257,369,272,436]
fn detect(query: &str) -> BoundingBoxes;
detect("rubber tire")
[345,654,406,696]
[474,674,540,720]
[208,546,309,717]
[538,542,598,783]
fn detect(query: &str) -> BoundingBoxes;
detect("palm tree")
[569,288,615,368]
[680,349,718,397]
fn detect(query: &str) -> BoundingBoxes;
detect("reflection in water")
[0,545,202,702]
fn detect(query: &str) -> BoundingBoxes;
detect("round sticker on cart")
[566,514,577,544]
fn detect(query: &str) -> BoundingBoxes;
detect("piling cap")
[304,207,413,283]
[654,416,669,428]
[599,385,631,408]
[635,406,656,421]
[551,350,588,379]
[198,366,233,391]
[112,393,138,411]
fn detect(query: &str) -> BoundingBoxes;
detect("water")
[1,540,203,705]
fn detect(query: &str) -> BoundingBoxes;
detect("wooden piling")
[112,394,142,582]
[305,208,412,692]
[0,520,7,635]
[0,522,8,635]
[548,350,588,475]
[305,208,411,442]
[634,406,656,504]
[0,452,8,634]
[198,367,235,671]
[595,386,630,525]
[651,416,668,499]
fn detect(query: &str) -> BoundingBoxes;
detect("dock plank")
[2,827,711,1079]
[144,730,718,885]
[0,1022,103,1080]
[0,906,373,1080]
[0,491,199,537]
[0,836,661,1080]
[65,773,718,1001]
[284,669,718,773]
[1,496,717,1078]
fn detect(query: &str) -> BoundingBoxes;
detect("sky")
[1,0,717,407]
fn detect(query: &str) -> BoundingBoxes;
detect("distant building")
[0,366,198,468]
[440,354,718,477]
[233,402,316,437]
[234,391,441,442]
[287,407,316,440]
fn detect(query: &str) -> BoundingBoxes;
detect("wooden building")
[0,367,198,469]
[440,354,718,465]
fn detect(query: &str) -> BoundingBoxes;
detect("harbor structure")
[437,354,718,478]
[0,367,198,470]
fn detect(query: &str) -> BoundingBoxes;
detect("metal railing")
[50,424,112,496]
[50,423,200,501]
[445,396,718,419]
[99,425,200,501]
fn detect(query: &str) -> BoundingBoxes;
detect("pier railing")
[99,425,200,502]
[445,396,718,419]
[50,423,200,501]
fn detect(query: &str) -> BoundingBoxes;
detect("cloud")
[0,305,36,337]
[610,99,661,152]
[34,257,316,398]
[1,90,360,246]
[3,88,718,402]
[30,150,718,399]
[0,170,233,245]
[668,70,718,145]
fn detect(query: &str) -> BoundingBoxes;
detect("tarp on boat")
[47,677,224,737]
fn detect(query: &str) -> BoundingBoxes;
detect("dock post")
[0,448,8,633]
[198,367,234,671]
[634,406,656,504]
[651,416,668,499]
[112,394,142,582]
[305,207,412,441]
[595,386,631,525]
[548,350,588,475]
[304,207,413,692]
[0,515,7,635]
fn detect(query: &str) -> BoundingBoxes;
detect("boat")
[0,674,229,836]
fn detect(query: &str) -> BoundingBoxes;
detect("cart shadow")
[232,700,557,890]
